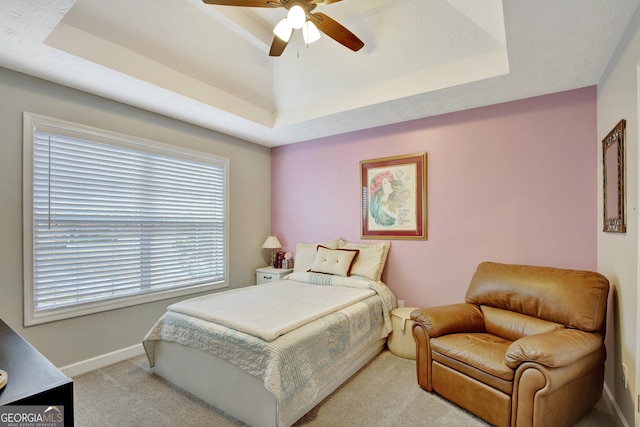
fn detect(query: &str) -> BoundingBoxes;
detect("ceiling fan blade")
[311,12,364,52]
[269,36,289,56]
[202,0,280,7]
[309,0,342,4]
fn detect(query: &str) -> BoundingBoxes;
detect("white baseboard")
[603,382,631,427]
[60,343,146,378]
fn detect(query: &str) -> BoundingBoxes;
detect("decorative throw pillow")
[309,246,360,277]
[338,240,390,281]
[293,239,341,273]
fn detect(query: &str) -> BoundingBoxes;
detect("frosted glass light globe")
[303,21,321,44]
[287,5,306,29]
[273,18,293,42]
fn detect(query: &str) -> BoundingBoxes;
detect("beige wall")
[597,5,640,426]
[0,67,272,367]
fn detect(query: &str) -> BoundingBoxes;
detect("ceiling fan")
[202,0,365,57]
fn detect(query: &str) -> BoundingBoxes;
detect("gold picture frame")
[602,119,626,233]
[360,153,427,240]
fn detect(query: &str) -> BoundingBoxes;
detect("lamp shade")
[262,236,282,249]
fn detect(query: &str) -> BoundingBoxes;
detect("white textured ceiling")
[0,0,638,147]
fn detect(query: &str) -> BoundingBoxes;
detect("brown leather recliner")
[411,262,609,427]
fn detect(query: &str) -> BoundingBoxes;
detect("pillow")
[293,239,341,273]
[309,246,360,277]
[338,240,390,281]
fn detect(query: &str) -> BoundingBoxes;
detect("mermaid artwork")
[369,170,410,227]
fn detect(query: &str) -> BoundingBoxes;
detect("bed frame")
[153,338,386,427]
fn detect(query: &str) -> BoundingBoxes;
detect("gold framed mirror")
[602,119,626,233]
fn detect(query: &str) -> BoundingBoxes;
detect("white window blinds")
[24,113,228,324]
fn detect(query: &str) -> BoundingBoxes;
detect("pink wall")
[271,87,597,307]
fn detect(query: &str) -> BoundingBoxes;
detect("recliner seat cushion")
[431,333,513,382]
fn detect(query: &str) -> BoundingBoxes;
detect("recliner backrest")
[465,262,609,334]
[480,305,564,341]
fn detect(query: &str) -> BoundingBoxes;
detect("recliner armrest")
[506,329,603,369]
[411,303,484,338]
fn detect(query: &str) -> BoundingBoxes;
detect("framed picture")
[602,119,626,233]
[360,153,427,240]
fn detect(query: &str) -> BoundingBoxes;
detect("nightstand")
[255,266,293,285]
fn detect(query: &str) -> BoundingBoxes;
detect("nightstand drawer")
[255,267,293,285]
[257,272,278,284]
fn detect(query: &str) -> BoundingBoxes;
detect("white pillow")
[338,240,390,281]
[309,246,360,277]
[293,239,341,273]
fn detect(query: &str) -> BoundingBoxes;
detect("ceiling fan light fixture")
[273,18,293,42]
[302,21,321,44]
[287,5,306,29]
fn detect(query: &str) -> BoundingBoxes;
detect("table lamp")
[262,235,282,268]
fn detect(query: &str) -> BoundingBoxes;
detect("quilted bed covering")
[167,280,375,342]
[143,272,396,427]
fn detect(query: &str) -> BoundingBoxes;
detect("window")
[23,113,228,325]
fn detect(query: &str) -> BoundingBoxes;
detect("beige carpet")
[73,349,617,426]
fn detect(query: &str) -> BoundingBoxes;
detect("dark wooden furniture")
[0,319,73,425]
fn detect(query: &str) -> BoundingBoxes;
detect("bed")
[143,239,395,427]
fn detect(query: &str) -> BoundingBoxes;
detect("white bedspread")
[168,281,375,342]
